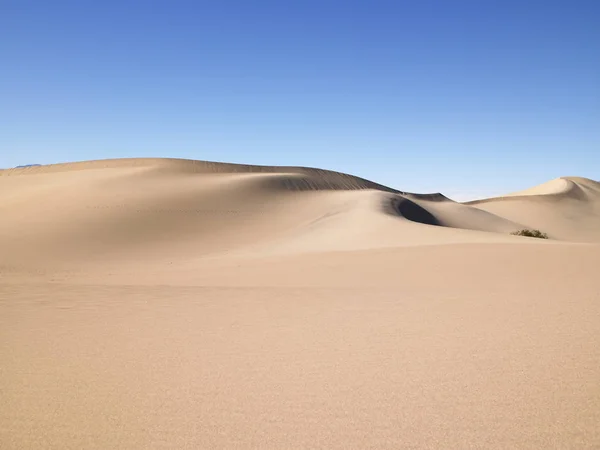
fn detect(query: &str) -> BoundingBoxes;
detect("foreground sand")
[1,159,599,448]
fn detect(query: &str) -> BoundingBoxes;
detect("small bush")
[511,229,549,239]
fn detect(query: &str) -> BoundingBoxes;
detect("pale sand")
[1,158,599,448]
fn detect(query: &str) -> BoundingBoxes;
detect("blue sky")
[2,0,598,200]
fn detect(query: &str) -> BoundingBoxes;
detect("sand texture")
[1,158,599,449]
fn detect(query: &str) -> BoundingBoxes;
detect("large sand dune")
[1,158,599,448]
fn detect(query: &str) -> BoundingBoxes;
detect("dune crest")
[479,176,599,200]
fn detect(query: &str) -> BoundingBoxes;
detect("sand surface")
[1,158,599,448]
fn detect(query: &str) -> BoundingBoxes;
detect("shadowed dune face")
[388,193,527,233]
[389,196,440,226]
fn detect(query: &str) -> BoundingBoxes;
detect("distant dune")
[2,158,599,449]
[13,164,42,169]
[466,176,600,242]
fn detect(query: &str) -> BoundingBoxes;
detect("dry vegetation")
[511,229,549,239]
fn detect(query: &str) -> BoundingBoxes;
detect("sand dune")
[466,177,600,241]
[4,157,594,270]
[1,158,599,448]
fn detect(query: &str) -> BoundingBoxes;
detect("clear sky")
[2,1,599,200]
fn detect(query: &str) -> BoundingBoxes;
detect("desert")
[2,158,599,448]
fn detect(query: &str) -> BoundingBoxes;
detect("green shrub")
[511,229,549,239]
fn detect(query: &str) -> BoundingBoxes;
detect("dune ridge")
[470,176,600,201]
[1,157,400,193]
